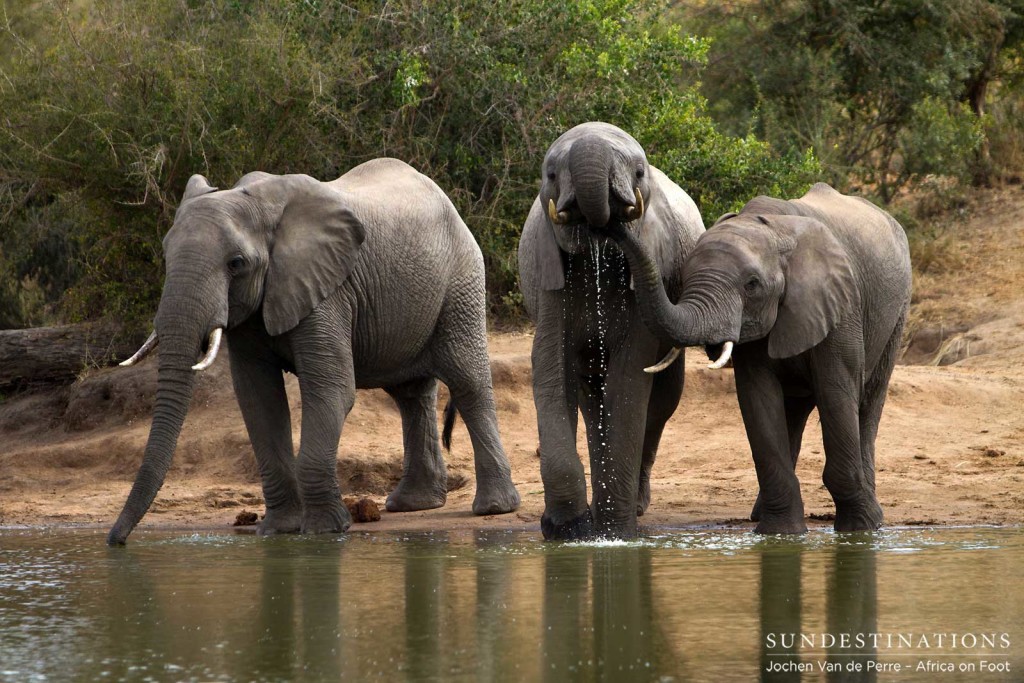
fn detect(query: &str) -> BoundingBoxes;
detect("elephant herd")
[107,122,911,545]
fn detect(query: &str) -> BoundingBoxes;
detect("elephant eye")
[744,277,760,293]
[547,171,556,181]
[635,167,645,178]
[227,255,245,273]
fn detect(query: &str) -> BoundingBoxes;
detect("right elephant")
[602,183,911,534]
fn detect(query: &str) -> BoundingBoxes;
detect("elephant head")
[606,207,856,369]
[107,173,364,545]
[535,122,653,289]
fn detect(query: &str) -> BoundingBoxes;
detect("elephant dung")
[344,496,382,523]
[232,510,259,526]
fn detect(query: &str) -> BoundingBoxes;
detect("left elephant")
[107,159,521,545]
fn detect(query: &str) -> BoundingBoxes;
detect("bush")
[690,0,1024,202]
[1,0,817,326]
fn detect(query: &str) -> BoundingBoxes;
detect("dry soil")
[2,185,1023,533]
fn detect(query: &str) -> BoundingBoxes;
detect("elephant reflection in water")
[95,539,349,680]
[541,547,679,680]
[243,540,347,680]
[401,532,537,680]
[759,541,879,683]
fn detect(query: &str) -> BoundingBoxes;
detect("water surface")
[1,526,1021,681]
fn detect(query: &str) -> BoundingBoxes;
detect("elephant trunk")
[571,136,612,227]
[611,224,735,347]
[108,263,225,545]
[107,353,197,545]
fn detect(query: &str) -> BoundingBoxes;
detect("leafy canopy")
[0,0,816,326]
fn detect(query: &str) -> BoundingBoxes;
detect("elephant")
[517,122,705,540]
[107,158,521,545]
[598,183,911,534]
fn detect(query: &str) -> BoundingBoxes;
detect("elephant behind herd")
[109,122,910,544]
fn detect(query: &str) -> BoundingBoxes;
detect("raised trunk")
[107,346,198,545]
[611,225,717,347]
[571,137,612,227]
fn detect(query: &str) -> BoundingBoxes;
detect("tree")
[691,0,1024,200]
[0,0,816,325]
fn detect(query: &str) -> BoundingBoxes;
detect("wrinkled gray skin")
[518,122,705,540]
[108,159,520,545]
[603,183,911,533]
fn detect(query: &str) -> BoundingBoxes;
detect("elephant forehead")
[165,203,250,252]
[691,232,765,269]
[546,124,644,159]
[705,220,778,248]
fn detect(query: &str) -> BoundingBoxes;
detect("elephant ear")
[641,167,705,297]
[233,171,274,189]
[261,175,366,336]
[536,203,566,291]
[768,216,857,359]
[174,175,218,222]
[182,174,218,201]
[713,211,739,226]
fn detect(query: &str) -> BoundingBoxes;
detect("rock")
[344,496,381,523]
[233,510,258,526]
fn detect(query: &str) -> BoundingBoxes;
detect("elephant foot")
[750,493,762,522]
[300,502,352,535]
[386,477,447,513]
[257,505,302,536]
[541,508,594,541]
[636,474,651,517]
[834,497,883,532]
[593,516,639,540]
[472,477,521,515]
[753,502,808,534]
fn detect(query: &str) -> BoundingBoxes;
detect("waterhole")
[1,527,1021,681]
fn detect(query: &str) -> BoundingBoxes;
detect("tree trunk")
[0,323,143,392]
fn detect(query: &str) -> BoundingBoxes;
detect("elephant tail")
[442,400,457,451]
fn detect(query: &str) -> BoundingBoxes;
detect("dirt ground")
[2,185,1023,533]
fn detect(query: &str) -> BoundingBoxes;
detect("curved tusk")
[624,187,645,221]
[119,331,158,367]
[547,198,569,225]
[644,346,682,373]
[192,328,223,371]
[708,341,734,369]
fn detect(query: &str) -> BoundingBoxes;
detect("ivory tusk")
[708,341,734,369]
[644,346,682,373]
[548,198,569,225]
[192,328,223,371]
[624,187,645,221]
[119,331,158,367]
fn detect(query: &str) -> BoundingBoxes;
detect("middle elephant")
[518,122,706,539]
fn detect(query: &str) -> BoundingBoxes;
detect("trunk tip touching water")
[107,361,197,545]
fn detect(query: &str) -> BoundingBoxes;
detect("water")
[1,527,1021,682]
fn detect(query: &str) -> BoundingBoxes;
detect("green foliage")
[691,0,1024,202]
[1,0,815,325]
[900,98,986,182]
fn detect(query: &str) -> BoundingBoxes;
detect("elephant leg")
[637,353,684,516]
[859,314,905,496]
[292,319,355,534]
[582,329,657,539]
[228,333,302,535]
[446,381,522,516]
[734,345,807,534]
[750,395,815,522]
[384,377,448,513]
[811,342,881,532]
[528,307,590,539]
[433,281,520,517]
